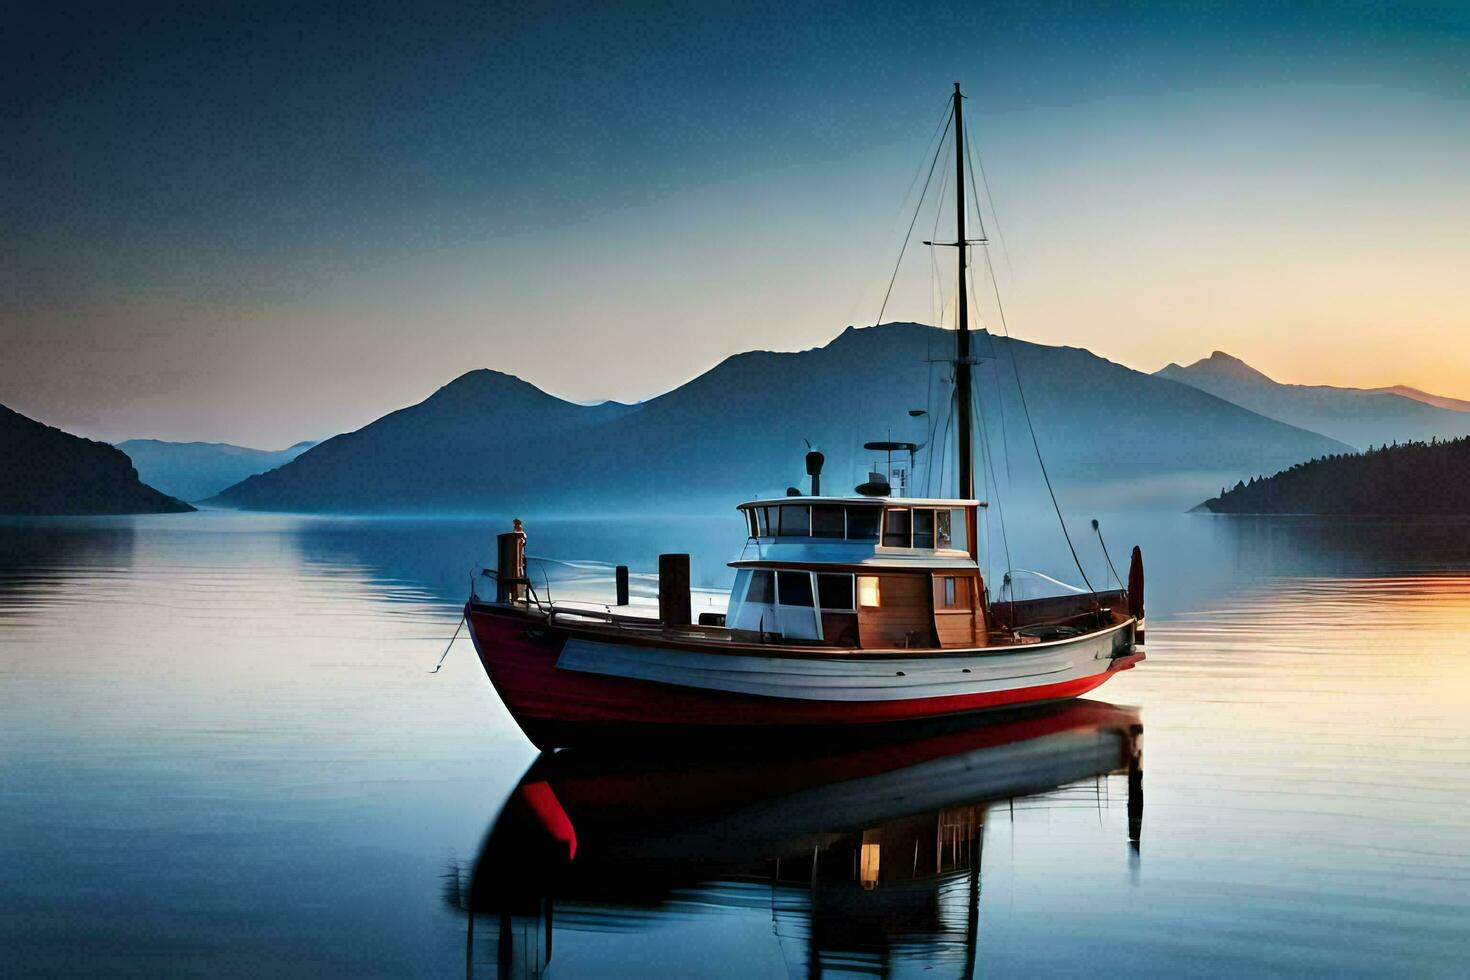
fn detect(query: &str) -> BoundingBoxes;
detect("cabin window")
[746,509,759,538]
[778,504,811,537]
[816,573,855,611]
[938,576,970,609]
[847,507,881,541]
[857,575,881,608]
[860,842,881,889]
[936,509,952,549]
[777,570,814,607]
[949,507,970,552]
[882,508,911,548]
[759,506,775,536]
[746,570,775,604]
[913,508,935,549]
[811,505,845,538]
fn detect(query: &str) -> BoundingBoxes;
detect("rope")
[429,613,465,674]
[1091,519,1125,589]
[871,101,953,330]
[972,365,1013,589]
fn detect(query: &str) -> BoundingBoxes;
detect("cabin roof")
[739,496,986,509]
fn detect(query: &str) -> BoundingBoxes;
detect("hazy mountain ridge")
[117,439,318,501]
[0,404,194,515]
[210,323,1348,513]
[1156,352,1470,449]
[1370,385,1470,414]
[1199,436,1470,514]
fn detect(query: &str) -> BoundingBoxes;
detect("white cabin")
[725,496,987,648]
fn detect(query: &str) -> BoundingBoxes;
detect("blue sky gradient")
[3,1,1467,444]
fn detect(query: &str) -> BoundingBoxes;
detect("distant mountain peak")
[1155,348,1470,450]
[1190,351,1276,383]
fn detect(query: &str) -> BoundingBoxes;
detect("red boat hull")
[467,603,1142,747]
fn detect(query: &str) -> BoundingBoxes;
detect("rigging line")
[973,376,1013,586]
[964,129,1097,596]
[923,362,947,497]
[927,140,951,336]
[966,225,1014,490]
[1091,519,1125,589]
[872,102,953,330]
[429,612,465,674]
[958,147,1014,488]
[938,389,956,499]
[968,117,1015,282]
[932,377,956,496]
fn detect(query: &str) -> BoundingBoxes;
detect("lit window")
[858,576,881,608]
[860,843,881,889]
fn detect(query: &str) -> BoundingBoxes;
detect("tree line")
[1201,435,1470,514]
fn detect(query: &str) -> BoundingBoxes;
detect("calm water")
[2,511,1469,976]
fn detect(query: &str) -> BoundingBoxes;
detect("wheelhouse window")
[912,508,935,549]
[746,569,775,603]
[816,573,855,611]
[882,508,911,548]
[846,507,881,541]
[811,505,845,538]
[778,504,811,537]
[776,570,814,607]
[742,503,885,541]
[876,506,969,550]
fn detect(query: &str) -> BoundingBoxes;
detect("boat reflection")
[448,700,1143,977]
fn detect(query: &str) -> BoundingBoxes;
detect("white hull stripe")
[555,630,1120,703]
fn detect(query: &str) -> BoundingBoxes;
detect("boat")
[465,84,1145,749]
[447,700,1144,977]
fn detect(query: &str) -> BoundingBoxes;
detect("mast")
[953,82,974,501]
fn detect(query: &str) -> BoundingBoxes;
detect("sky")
[3,1,1468,447]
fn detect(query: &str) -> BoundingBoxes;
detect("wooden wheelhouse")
[726,497,987,649]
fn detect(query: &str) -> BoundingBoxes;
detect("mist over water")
[2,511,1468,975]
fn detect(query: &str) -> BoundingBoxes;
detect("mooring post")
[496,519,527,604]
[658,553,691,625]
[1128,724,1144,848]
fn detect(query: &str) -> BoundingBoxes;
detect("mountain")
[210,323,1347,514]
[1155,352,1470,450]
[0,404,194,515]
[116,439,318,501]
[1198,436,1470,514]
[1370,385,1470,415]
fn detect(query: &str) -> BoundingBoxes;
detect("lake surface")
[3,510,1468,977]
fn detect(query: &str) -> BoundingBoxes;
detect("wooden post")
[658,553,691,626]
[614,565,629,606]
[496,520,527,604]
[1127,725,1144,847]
